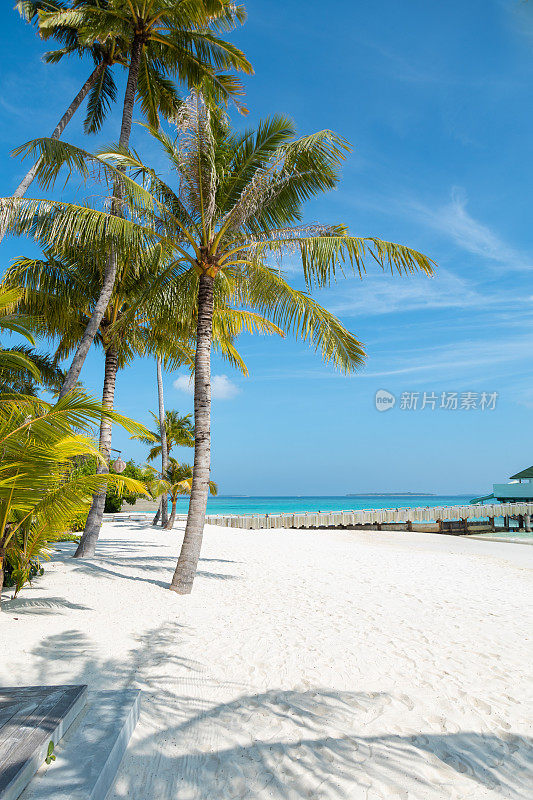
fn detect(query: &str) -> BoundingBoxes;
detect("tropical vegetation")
[7,1,250,228]
[0,98,433,592]
[133,406,195,525]
[0,388,149,603]
[0,2,435,601]
[13,0,251,399]
[158,459,217,531]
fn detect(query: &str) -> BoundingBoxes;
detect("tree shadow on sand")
[52,542,239,587]
[30,630,532,799]
[112,690,533,799]
[2,596,92,614]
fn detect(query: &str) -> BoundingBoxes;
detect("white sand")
[2,521,532,799]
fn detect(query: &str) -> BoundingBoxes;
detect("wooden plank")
[0,685,87,800]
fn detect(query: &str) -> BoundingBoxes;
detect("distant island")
[346,492,436,497]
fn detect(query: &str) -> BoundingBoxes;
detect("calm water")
[169,494,475,516]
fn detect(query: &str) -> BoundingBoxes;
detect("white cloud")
[411,188,531,270]
[173,375,194,395]
[173,374,240,400]
[319,268,488,317]
[357,332,533,383]
[211,375,240,399]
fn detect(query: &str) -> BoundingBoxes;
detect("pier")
[207,501,533,534]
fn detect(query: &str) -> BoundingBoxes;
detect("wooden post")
[461,518,468,534]
[525,515,531,532]
[504,515,509,530]
[407,520,413,532]
[489,516,495,531]
[518,514,524,530]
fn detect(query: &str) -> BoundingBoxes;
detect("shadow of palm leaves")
[52,541,238,586]
[31,630,531,799]
[118,693,532,800]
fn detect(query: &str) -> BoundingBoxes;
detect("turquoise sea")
[169,494,475,516]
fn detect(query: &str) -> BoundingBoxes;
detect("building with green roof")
[472,466,533,503]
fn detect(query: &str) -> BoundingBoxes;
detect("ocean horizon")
[163,494,477,517]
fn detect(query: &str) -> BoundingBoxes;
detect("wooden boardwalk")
[206,501,533,532]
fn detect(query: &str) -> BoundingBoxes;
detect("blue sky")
[1,0,532,495]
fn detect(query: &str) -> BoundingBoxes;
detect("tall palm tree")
[1,101,434,592]
[32,0,251,398]
[158,459,217,531]
[6,1,125,225]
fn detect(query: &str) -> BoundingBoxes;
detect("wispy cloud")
[340,185,531,272]
[357,332,533,384]
[249,330,533,391]
[318,268,495,317]
[410,187,531,270]
[173,374,240,400]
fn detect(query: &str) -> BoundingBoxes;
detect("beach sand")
[2,521,532,799]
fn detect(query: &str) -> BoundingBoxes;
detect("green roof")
[509,466,533,479]
[470,493,495,504]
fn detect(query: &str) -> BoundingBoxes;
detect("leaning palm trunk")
[74,346,119,558]
[59,35,144,399]
[170,275,214,594]
[156,356,169,527]
[0,63,105,246]
[165,497,178,530]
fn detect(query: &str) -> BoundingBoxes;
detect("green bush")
[4,559,43,589]
[71,456,147,514]
[105,459,147,512]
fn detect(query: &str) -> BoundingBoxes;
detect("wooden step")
[0,685,88,800]
[19,690,140,800]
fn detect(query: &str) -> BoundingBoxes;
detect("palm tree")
[8,0,251,227]
[31,0,252,398]
[3,244,191,557]
[135,409,194,462]
[5,240,262,552]
[6,1,125,226]
[0,100,434,593]
[134,404,195,525]
[0,388,149,604]
[158,459,217,531]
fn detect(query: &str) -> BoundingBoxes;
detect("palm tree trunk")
[152,503,161,526]
[74,346,119,558]
[170,274,214,594]
[0,62,105,245]
[165,498,177,530]
[58,35,144,399]
[157,356,169,527]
